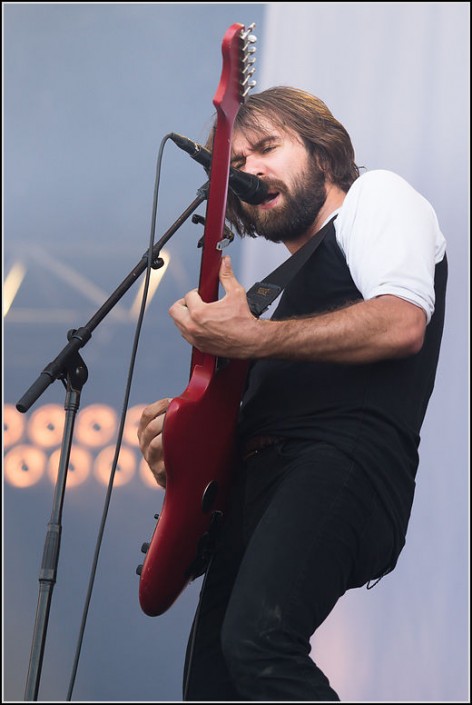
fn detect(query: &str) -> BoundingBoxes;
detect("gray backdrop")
[3,3,469,702]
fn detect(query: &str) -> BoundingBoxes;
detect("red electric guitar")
[138,23,257,617]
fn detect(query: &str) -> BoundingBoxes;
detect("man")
[137,87,447,701]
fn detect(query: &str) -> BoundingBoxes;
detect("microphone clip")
[191,214,235,249]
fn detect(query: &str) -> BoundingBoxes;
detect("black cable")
[66,133,174,700]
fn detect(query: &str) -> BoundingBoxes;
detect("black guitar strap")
[246,215,337,317]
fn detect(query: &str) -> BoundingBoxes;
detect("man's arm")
[169,256,427,364]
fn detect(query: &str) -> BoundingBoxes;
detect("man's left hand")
[169,256,260,358]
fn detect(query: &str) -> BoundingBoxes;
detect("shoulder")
[334,170,446,323]
[336,169,445,254]
[344,169,432,208]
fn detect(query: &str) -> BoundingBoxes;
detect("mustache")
[262,178,287,195]
[242,179,288,210]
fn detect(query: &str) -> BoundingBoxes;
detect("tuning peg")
[242,80,257,98]
[241,69,256,88]
[241,23,257,52]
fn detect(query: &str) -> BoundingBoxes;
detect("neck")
[285,182,346,254]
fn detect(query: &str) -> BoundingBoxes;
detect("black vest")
[239,221,448,535]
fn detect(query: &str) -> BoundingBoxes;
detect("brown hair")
[206,86,360,236]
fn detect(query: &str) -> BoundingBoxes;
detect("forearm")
[251,295,426,364]
[169,258,427,364]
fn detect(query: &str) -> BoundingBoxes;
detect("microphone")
[169,132,268,205]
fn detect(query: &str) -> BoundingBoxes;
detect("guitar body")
[138,22,257,617]
[138,357,249,616]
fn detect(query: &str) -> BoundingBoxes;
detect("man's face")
[231,118,327,244]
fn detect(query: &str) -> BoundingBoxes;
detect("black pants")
[183,440,400,701]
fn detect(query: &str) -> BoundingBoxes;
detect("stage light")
[129,250,170,319]
[3,261,26,317]
[4,403,26,447]
[123,404,146,448]
[94,445,136,486]
[4,444,47,487]
[75,404,117,448]
[27,404,65,448]
[4,401,162,489]
[47,445,92,487]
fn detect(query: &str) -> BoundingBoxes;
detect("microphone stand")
[18,182,209,701]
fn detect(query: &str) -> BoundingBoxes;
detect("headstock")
[213,22,257,116]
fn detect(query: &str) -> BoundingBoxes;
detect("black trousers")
[183,440,400,701]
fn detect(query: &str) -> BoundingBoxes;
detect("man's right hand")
[137,398,172,488]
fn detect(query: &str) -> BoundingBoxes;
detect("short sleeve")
[334,170,446,323]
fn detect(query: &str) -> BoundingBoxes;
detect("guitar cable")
[65,133,174,700]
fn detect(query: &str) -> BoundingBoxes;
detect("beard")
[238,162,327,244]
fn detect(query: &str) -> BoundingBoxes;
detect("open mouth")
[260,191,279,206]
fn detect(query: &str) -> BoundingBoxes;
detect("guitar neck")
[192,23,256,371]
[197,22,256,305]
[196,109,233,305]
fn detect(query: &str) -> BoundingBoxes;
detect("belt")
[241,435,282,461]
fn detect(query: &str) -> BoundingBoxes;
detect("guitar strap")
[246,214,337,317]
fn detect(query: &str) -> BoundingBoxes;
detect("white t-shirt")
[330,170,446,323]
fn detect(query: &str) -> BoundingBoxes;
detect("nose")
[242,154,266,178]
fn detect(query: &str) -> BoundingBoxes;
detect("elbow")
[398,311,427,357]
[403,329,425,356]
[377,296,427,358]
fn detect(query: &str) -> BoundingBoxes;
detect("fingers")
[169,295,194,327]
[137,398,172,488]
[137,398,172,438]
[219,254,233,279]
[169,257,241,322]
[168,256,250,355]
[219,255,238,291]
[219,256,248,306]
